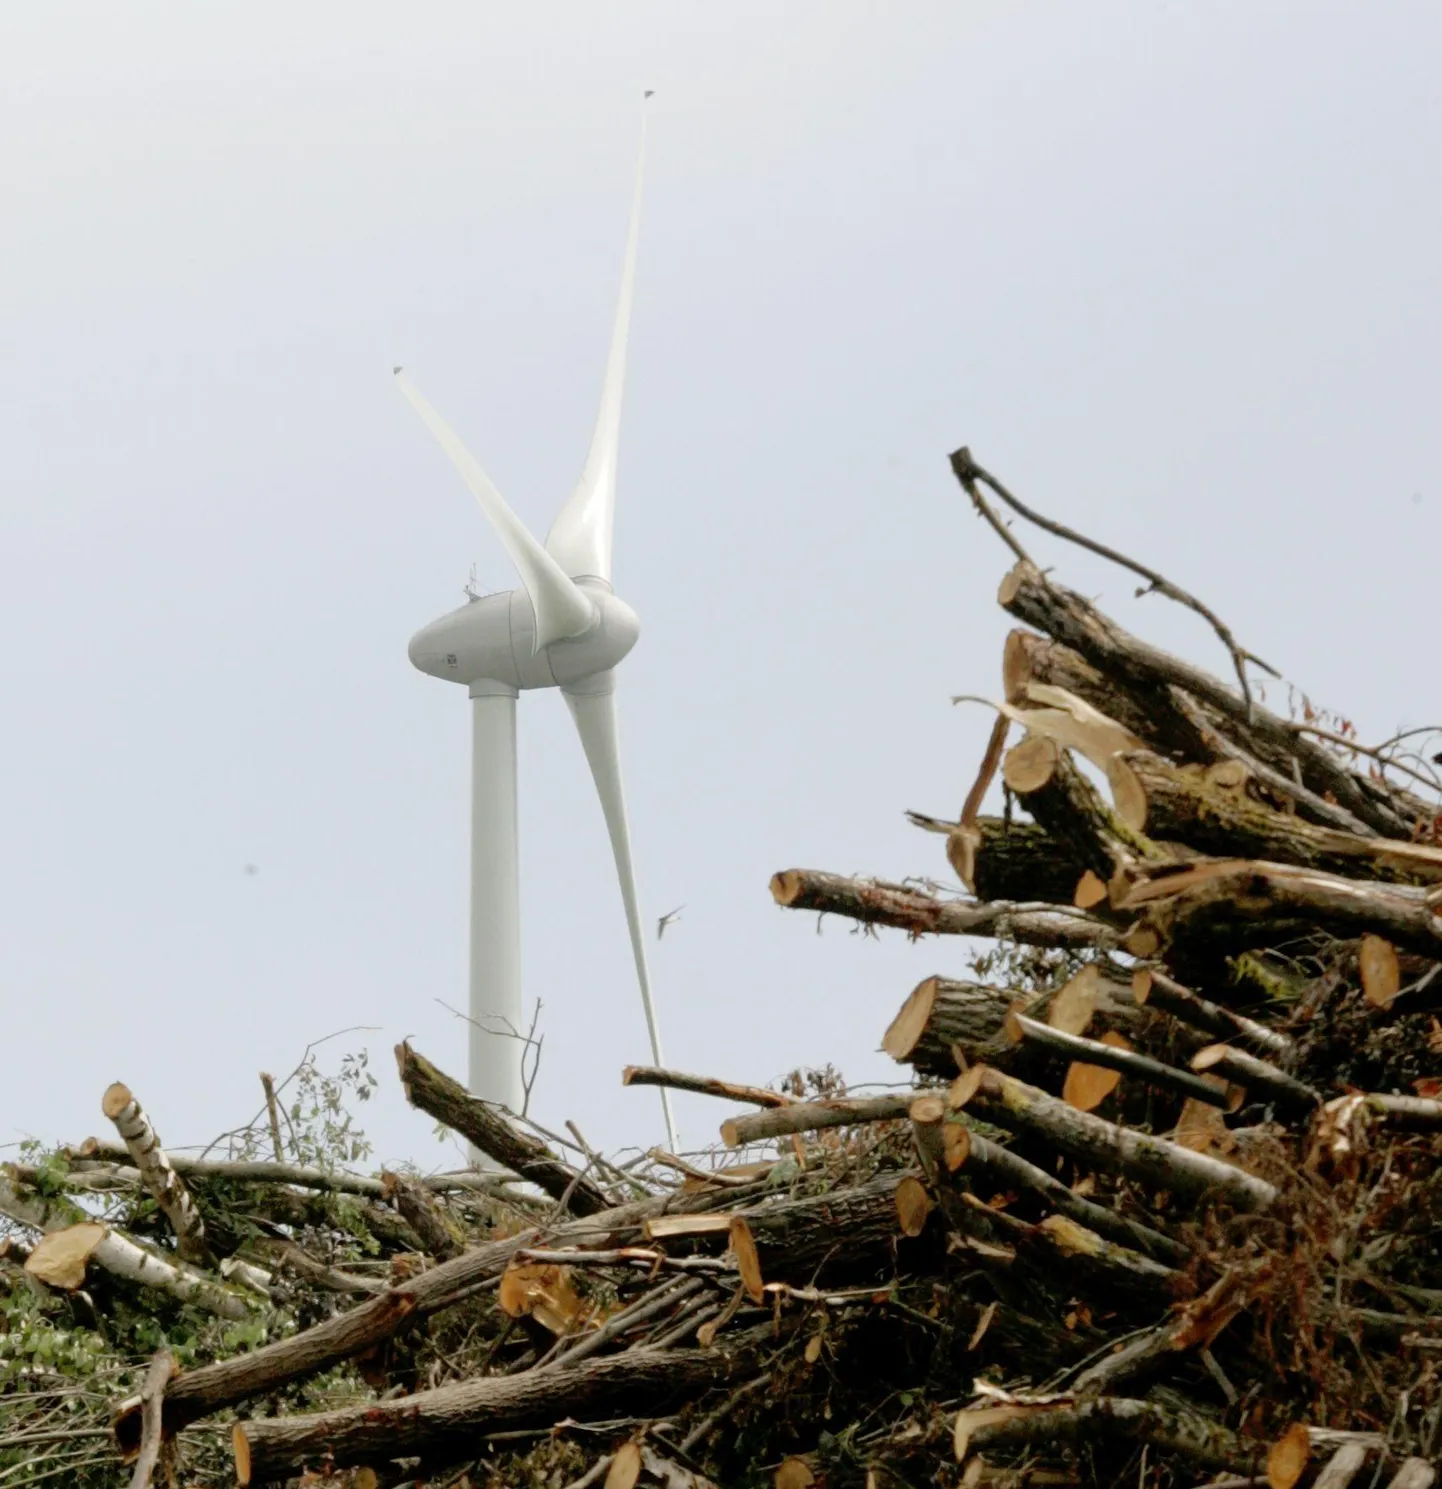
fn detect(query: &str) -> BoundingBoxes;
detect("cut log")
[997,558,1411,839]
[1132,968,1291,1059]
[721,1095,913,1146]
[1001,735,1175,888]
[380,1170,464,1261]
[1122,751,1442,886]
[112,1168,900,1450]
[769,869,1116,950]
[623,1066,795,1108]
[911,1114,1187,1265]
[395,1042,610,1216]
[232,1333,766,1483]
[101,1082,213,1267]
[1119,861,1442,965]
[1005,1012,1229,1107]
[883,971,1159,1081]
[1190,1045,1321,1114]
[111,1183,745,1450]
[950,1067,1277,1211]
[907,812,1088,905]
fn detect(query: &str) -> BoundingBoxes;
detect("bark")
[1006,1012,1229,1107]
[722,1095,913,1146]
[952,1067,1277,1211]
[380,1171,464,1261]
[622,1066,794,1108]
[102,1082,214,1267]
[912,1115,1187,1265]
[769,869,1117,950]
[232,1333,765,1483]
[1124,751,1442,886]
[395,1042,610,1216]
[1120,862,1442,965]
[997,559,1411,839]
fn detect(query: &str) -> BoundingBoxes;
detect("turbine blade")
[545,99,650,584]
[394,369,596,651]
[562,673,679,1151]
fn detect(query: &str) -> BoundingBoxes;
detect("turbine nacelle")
[408,583,640,692]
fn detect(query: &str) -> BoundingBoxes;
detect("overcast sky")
[3,3,1438,1171]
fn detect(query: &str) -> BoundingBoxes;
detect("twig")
[258,1074,285,1163]
[1292,725,1442,795]
[679,1373,772,1455]
[623,1066,796,1108]
[949,445,1275,717]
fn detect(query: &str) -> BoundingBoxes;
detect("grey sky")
[3,3,1438,1168]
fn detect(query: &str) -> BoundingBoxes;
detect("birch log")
[102,1082,214,1266]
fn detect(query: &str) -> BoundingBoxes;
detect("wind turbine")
[396,101,677,1151]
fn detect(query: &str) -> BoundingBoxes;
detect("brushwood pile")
[3,450,1442,1489]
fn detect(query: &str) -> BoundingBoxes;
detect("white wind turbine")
[395,102,677,1151]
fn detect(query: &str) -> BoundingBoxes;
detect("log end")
[996,561,1033,607]
[949,1065,987,1110]
[894,1176,932,1238]
[101,1082,133,1121]
[770,870,805,907]
[1002,735,1059,795]
[233,1421,253,1485]
[621,1066,641,1087]
[882,977,941,1063]
[909,1095,946,1125]
[720,1118,741,1148]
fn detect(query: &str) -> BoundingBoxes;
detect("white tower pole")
[468,679,525,1115]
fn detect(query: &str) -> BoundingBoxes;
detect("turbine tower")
[396,102,677,1151]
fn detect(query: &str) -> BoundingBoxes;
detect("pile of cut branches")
[3,450,1441,1489]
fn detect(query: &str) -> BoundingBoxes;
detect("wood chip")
[1049,965,1101,1036]
[954,1405,1028,1462]
[1267,1422,1311,1489]
[605,1441,644,1489]
[24,1222,106,1290]
[728,1216,765,1305]
[775,1457,815,1489]
[894,1176,933,1238]
[1359,935,1400,1008]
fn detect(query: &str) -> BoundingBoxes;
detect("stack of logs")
[3,471,1442,1489]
